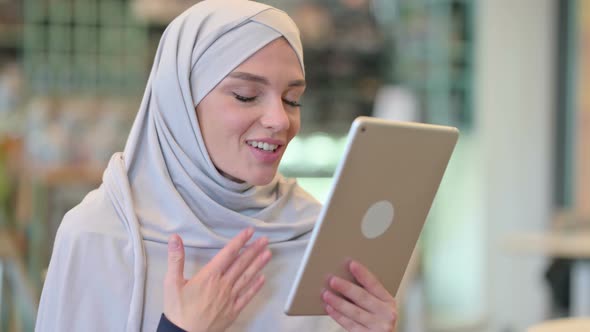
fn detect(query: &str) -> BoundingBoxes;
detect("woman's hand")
[322,260,398,332]
[163,228,272,332]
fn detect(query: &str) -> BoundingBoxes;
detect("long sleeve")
[157,314,187,332]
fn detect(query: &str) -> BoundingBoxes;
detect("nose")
[260,98,290,132]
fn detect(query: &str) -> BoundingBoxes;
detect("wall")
[476,0,556,330]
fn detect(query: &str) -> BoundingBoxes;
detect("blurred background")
[0,0,588,331]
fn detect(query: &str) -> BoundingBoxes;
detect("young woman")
[35,1,397,331]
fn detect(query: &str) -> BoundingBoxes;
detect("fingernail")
[328,276,335,286]
[169,236,180,250]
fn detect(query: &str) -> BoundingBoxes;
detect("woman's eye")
[233,93,257,103]
[283,98,301,107]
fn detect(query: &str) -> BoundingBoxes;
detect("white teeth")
[248,140,278,151]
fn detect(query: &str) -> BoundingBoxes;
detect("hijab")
[36,1,340,331]
[124,0,315,246]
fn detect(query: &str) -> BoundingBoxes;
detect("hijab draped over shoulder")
[36,1,340,331]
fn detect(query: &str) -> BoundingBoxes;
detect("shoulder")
[57,185,128,243]
[49,185,134,275]
[37,186,134,332]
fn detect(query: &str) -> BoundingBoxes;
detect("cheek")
[205,98,252,139]
[222,111,257,140]
[288,112,301,140]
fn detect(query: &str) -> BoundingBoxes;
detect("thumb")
[166,234,185,282]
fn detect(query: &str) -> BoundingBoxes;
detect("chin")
[248,176,275,186]
[246,171,277,186]
[219,166,278,186]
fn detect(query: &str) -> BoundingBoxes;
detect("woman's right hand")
[163,228,272,332]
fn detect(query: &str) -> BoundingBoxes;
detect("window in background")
[23,0,149,96]
[393,0,474,130]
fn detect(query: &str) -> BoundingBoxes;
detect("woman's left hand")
[321,260,397,332]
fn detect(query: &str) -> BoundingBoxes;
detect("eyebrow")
[228,71,306,88]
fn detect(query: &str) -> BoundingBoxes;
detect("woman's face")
[196,38,305,186]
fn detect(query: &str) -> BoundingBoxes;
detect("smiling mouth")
[246,140,280,152]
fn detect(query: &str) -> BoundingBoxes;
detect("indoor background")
[0,0,588,331]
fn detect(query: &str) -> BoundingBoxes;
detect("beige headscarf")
[36,1,341,331]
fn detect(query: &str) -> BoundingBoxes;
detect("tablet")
[284,116,459,315]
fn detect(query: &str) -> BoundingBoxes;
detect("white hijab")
[36,1,341,331]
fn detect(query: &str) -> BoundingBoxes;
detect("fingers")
[325,302,366,332]
[224,237,270,286]
[328,275,388,318]
[322,261,398,331]
[212,229,271,318]
[233,274,265,313]
[349,261,394,303]
[165,234,185,284]
[322,289,373,329]
[208,228,254,274]
[230,247,272,294]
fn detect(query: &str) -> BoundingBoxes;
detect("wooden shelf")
[131,0,195,25]
[26,164,104,187]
